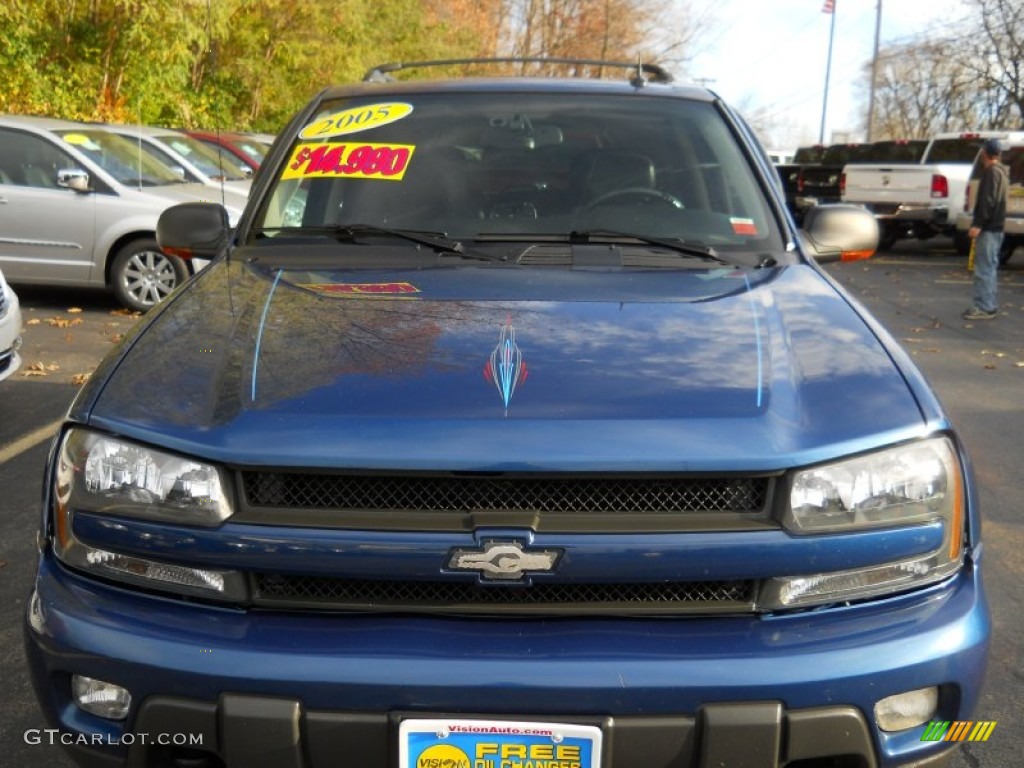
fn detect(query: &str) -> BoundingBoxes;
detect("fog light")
[72,675,131,720]
[875,686,939,732]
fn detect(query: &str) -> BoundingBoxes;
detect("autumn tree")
[858,0,1024,139]
[859,38,987,139]
[962,0,1024,126]
[0,0,714,130]
[496,0,713,77]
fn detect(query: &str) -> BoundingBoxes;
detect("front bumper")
[25,552,988,768]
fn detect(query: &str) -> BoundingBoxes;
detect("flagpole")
[819,0,837,143]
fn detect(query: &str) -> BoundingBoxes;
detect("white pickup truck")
[842,130,1024,249]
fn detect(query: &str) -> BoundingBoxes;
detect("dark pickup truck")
[775,144,824,221]
[794,143,872,218]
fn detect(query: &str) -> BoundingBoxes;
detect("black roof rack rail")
[362,57,673,85]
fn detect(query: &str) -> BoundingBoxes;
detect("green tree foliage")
[0,0,498,132]
[0,0,704,133]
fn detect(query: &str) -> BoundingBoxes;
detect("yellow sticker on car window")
[299,102,414,140]
[62,133,101,151]
[281,142,415,181]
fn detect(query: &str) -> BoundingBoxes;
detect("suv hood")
[87,258,924,471]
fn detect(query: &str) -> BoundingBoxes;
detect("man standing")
[963,138,1008,321]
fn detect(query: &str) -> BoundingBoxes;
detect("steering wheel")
[586,187,685,210]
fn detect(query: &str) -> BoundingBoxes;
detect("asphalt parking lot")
[1,238,1021,767]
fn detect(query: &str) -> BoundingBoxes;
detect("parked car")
[954,139,1024,264]
[186,129,274,173]
[0,115,245,311]
[99,123,253,200]
[844,130,1024,249]
[24,59,987,768]
[0,266,22,381]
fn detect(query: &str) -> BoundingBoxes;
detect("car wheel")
[110,238,187,312]
[878,227,898,251]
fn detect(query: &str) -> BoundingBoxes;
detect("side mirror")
[157,202,230,260]
[799,204,879,263]
[57,169,91,193]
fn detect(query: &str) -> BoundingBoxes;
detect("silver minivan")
[0,115,245,310]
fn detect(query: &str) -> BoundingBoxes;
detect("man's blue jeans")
[973,230,1003,313]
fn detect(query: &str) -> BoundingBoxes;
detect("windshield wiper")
[568,229,732,264]
[253,224,507,262]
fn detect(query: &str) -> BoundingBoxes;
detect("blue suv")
[25,60,988,768]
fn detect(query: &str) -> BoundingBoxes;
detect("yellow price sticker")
[281,142,415,181]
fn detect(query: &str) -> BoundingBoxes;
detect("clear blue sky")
[686,0,968,148]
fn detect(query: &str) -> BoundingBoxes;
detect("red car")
[185,130,274,173]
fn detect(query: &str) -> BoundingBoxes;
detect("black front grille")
[243,473,769,514]
[253,573,755,615]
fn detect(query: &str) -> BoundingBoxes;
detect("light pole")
[819,1,837,143]
[866,0,883,141]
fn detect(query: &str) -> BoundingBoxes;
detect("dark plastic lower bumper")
[54,693,961,768]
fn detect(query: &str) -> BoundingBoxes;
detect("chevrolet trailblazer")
[25,60,988,768]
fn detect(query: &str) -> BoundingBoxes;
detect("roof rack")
[362,57,673,86]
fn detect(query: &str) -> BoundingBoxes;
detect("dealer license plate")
[400,718,602,768]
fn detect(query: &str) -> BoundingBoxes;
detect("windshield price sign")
[400,719,601,768]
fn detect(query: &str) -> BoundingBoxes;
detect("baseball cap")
[983,138,1003,156]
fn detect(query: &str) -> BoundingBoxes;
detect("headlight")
[61,429,232,526]
[761,437,965,609]
[52,428,245,601]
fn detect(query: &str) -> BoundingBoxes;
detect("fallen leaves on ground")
[45,316,83,328]
[21,361,60,377]
[66,307,83,313]
[71,373,91,385]
[109,308,142,317]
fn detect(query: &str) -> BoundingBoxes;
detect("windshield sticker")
[61,133,102,151]
[282,142,414,181]
[484,317,528,412]
[299,102,414,140]
[730,217,759,236]
[299,281,421,298]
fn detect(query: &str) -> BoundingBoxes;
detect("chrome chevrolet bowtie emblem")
[447,540,562,581]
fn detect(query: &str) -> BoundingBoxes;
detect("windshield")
[155,133,250,181]
[252,92,784,255]
[821,144,872,165]
[229,136,270,163]
[865,140,927,163]
[926,138,988,164]
[57,130,184,186]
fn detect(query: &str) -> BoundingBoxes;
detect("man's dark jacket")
[972,161,1008,232]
